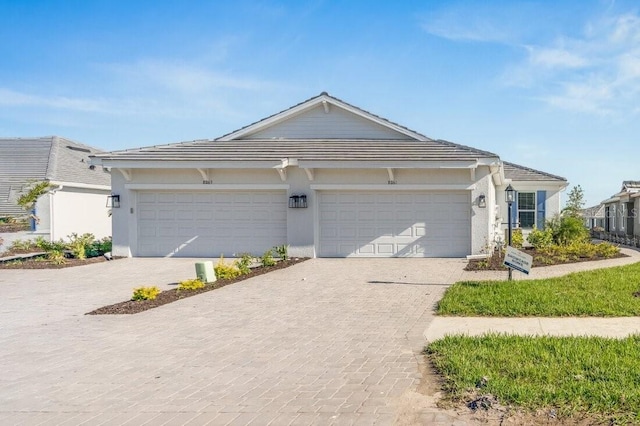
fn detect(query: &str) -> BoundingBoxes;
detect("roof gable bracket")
[470,168,475,181]
[304,168,314,181]
[387,168,395,182]
[322,100,330,114]
[119,168,132,181]
[196,168,210,181]
[276,168,287,182]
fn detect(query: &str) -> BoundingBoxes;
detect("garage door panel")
[137,191,287,257]
[319,191,470,258]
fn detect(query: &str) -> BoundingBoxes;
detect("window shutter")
[536,190,546,230]
[510,191,518,228]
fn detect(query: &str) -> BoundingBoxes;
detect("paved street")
[0,257,469,425]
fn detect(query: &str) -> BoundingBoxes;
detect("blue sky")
[0,0,638,206]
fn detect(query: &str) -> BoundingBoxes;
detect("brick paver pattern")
[0,258,466,425]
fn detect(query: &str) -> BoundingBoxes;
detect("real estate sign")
[503,246,533,275]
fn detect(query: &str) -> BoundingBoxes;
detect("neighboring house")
[91,93,567,258]
[0,137,112,240]
[581,204,605,229]
[601,181,640,237]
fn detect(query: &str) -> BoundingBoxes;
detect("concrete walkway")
[425,247,640,342]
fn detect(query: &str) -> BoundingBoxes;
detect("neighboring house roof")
[581,204,605,218]
[0,137,110,217]
[503,161,567,182]
[622,181,640,190]
[601,179,640,204]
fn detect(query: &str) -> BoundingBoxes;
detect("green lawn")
[437,262,640,317]
[426,334,640,423]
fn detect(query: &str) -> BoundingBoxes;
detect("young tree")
[563,185,585,218]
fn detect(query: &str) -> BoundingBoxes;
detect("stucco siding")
[247,104,414,140]
[51,187,111,241]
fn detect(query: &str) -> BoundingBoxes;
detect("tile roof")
[93,138,499,162]
[503,161,566,182]
[0,137,110,217]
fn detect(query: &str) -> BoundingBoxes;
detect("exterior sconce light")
[106,194,121,208]
[478,194,487,208]
[288,194,308,208]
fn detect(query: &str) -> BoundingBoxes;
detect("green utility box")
[195,261,216,283]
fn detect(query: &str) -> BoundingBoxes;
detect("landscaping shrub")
[214,255,241,280]
[595,242,620,258]
[132,286,161,301]
[235,253,254,275]
[86,237,112,258]
[511,229,523,248]
[47,250,66,265]
[527,228,553,249]
[9,239,34,251]
[261,249,276,267]
[274,244,289,261]
[178,278,205,291]
[546,215,589,246]
[67,233,95,260]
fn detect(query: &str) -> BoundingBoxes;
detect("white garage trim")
[126,184,290,190]
[317,190,471,258]
[136,190,287,257]
[311,184,475,191]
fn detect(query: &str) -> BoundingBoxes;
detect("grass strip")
[426,334,640,423]
[438,262,640,317]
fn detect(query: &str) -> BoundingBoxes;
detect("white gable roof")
[217,92,430,141]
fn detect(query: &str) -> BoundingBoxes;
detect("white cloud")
[527,47,588,69]
[506,12,640,116]
[0,88,110,113]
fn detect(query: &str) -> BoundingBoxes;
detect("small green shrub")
[527,228,553,249]
[273,244,289,261]
[86,237,112,258]
[261,249,276,267]
[132,286,161,301]
[67,233,95,260]
[511,229,524,249]
[36,238,67,253]
[10,239,34,251]
[214,255,242,280]
[178,278,205,291]
[47,250,67,265]
[546,215,589,246]
[595,242,620,258]
[235,252,254,275]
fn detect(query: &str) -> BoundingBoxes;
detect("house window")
[517,192,536,228]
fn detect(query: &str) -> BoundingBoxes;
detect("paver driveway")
[0,258,469,425]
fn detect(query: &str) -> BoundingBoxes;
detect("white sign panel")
[503,246,533,275]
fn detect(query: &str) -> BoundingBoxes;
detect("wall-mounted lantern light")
[106,194,121,208]
[288,194,308,208]
[478,194,487,208]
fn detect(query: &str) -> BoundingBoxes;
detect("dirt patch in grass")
[87,257,309,315]
[465,247,627,271]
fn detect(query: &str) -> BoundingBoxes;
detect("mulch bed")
[466,248,628,271]
[0,253,119,269]
[87,257,309,315]
[0,223,30,233]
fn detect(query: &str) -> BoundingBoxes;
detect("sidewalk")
[426,247,640,341]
